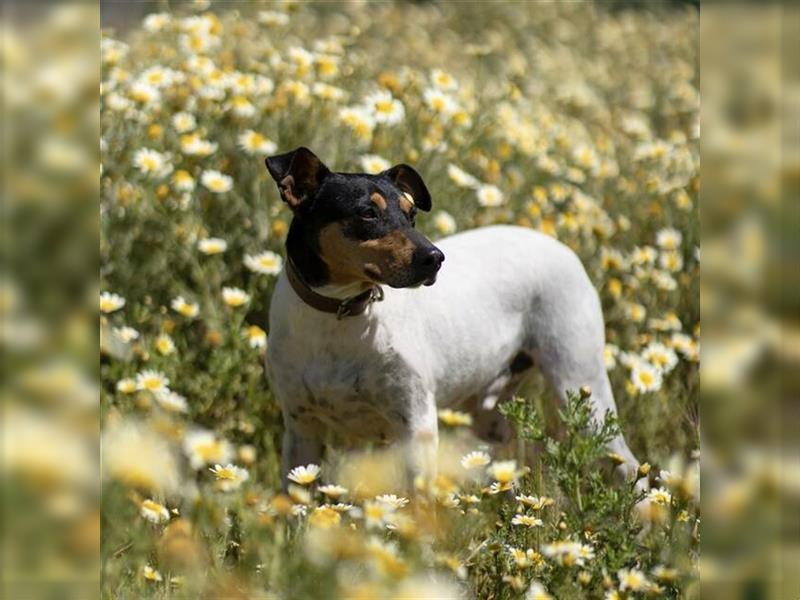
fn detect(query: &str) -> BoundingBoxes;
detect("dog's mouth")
[363,266,438,289]
[422,274,438,286]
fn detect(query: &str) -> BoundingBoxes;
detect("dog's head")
[265,147,444,289]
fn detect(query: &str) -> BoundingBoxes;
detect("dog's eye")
[358,206,379,221]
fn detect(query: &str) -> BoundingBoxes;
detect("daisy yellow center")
[309,507,341,528]
[431,97,446,111]
[142,499,165,513]
[639,371,654,385]
[213,466,237,480]
[494,468,515,483]
[141,156,158,170]
[292,472,316,484]
[142,377,163,391]
[100,299,117,311]
[189,36,204,51]
[354,122,371,139]
[208,178,226,191]
[196,441,224,461]
[258,256,277,268]
[375,99,393,113]
[248,325,265,338]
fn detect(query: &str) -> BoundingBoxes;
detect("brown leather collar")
[285,257,384,319]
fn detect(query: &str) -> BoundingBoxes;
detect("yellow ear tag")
[403,191,415,205]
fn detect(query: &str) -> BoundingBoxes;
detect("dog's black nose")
[415,246,445,272]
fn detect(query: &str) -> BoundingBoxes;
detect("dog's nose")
[416,246,445,272]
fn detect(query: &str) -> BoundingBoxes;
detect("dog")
[263,147,642,489]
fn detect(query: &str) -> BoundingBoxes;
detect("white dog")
[264,147,642,488]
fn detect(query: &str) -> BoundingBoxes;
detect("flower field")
[100,2,699,598]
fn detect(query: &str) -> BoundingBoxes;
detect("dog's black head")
[265,147,444,289]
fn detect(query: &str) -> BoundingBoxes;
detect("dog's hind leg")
[529,269,644,489]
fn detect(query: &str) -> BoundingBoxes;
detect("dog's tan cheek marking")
[318,223,369,284]
[363,230,416,267]
[370,192,387,211]
[319,224,418,283]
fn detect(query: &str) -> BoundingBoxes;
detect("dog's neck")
[285,218,373,301]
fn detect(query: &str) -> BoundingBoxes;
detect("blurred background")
[0,1,796,599]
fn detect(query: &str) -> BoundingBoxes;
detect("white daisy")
[155,390,188,413]
[155,334,175,356]
[171,111,196,133]
[364,90,405,125]
[460,450,491,470]
[198,237,227,255]
[222,287,250,308]
[433,211,457,236]
[423,88,458,116]
[258,10,290,26]
[318,484,348,498]
[201,170,233,193]
[113,326,139,343]
[143,13,171,32]
[244,325,267,349]
[244,251,283,275]
[183,429,234,469]
[359,154,391,174]
[180,133,217,156]
[447,164,479,188]
[238,130,277,156]
[430,68,458,91]
[476,184,504,207]
[209,463,250,492]
[171,296,199,318]
[656,227,682,250]
[375,494,409,509]
[641,342,678,373]
[140,499,170,523]
[135,370,169,394]
[287,464,321,485]
[116,378,137,394]
[143,565,162,582]
[133,148,172,178]
[630,362,663,393]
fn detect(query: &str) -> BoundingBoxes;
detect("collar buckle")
[336,286,384,320]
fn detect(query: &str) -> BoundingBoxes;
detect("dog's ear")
[381,164,432,212]
[265,147,330,210]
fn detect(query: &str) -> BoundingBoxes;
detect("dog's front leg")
[281,427,323,491]
[402,392,439,487]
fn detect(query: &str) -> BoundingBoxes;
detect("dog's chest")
[269,338,417,442]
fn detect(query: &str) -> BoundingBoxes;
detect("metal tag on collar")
[336,300,352,320]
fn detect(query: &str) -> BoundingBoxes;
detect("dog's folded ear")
[381,164,432,212]
[265,147,330,210]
